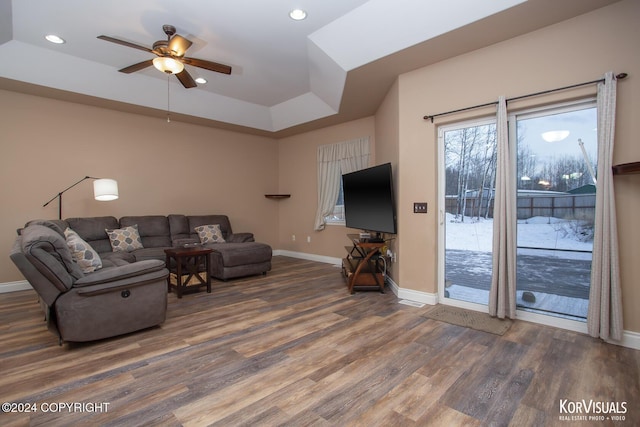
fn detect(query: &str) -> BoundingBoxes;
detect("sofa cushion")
[195,224,226,244]
[101,257,132,268]
[120,216,172,248]
[100,250,136,264]
[74,259,166,287]
[131,247,171,262]
[169,215,232,244]
[168,214,190,244]
[207,242,272,267]
[106,224,144,252]
[21,224,84,287]
[24,219,68,236]
[64,228,102,273]
[66,216,119,254]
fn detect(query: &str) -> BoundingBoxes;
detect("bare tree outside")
[444,123,497,222]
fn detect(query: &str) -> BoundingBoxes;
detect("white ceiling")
[0,0,621,136]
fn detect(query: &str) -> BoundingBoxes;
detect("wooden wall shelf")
[264,194,291,199]
[612,162,640,175]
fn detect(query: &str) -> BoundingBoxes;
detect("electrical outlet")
[292,234,296,241]
[307,236,311,243]
[413,202,428,213]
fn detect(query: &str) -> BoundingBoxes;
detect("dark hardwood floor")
[1,256,638,426]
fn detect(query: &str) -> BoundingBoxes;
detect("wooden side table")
[164,247,213,298]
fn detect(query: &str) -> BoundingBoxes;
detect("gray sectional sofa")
[9,214,272,343]
[38,214,272,280]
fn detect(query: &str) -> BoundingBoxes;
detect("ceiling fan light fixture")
[98,24,231,88]
[153,57,184,74]
[195,77,207,84]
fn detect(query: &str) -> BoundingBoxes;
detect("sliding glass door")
[439,100,597,321]
[513,102,597,320]
[440,119,497,307]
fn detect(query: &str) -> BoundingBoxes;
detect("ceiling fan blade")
[168,34,192,57]
[182,57,232,75]
[97,35,154,54]
[118,60,154,74]
[175,69,197,88]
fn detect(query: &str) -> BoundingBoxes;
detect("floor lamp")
[43,176,119,219]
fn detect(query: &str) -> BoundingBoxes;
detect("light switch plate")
[413,202,428,213]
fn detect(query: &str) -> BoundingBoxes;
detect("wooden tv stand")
[342,234,385,294]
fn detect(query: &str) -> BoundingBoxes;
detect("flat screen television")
[342,163,397,237]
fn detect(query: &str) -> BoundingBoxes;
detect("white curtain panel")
[314,137,370,230]
[489,96,517,319]
[588,72,623,341]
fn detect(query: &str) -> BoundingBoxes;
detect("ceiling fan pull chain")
[167,75,171,123]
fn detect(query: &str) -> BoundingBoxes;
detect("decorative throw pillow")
[105,224,144,252]
[194,224,226,244]
[64,227,102,273]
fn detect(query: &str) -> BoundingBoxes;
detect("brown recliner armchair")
[10,223,169,344]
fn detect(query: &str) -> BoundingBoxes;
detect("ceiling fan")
[97,24,231,88]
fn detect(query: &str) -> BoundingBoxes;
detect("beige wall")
[277,116,376,259]
[391,0,640,331]
[0,90,279,282]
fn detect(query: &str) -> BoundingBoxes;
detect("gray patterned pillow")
[105,224,144,252]
[194,224,226,244]
[64,227,102,273]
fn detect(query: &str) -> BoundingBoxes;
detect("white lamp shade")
[94,179,119,201]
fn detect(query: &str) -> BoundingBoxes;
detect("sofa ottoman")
[208,242,272,280]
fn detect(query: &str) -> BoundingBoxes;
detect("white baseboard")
[386,276,400,296]
[614,330,640,350]
[516,309,640,350]
[397,286,438,306]
[0,280,32,293]
[273,250,342,266]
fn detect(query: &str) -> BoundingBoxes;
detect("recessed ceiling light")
[289,9,307,20]
[195,77,207,84]
[45,34,65,44]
